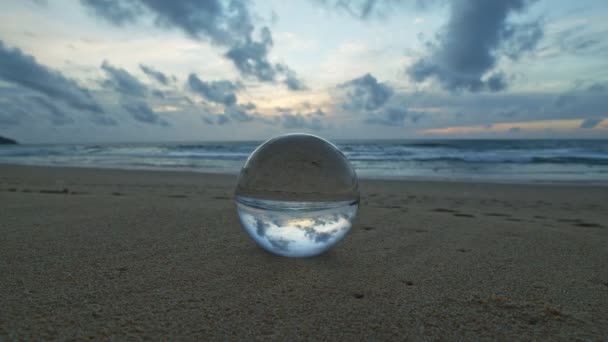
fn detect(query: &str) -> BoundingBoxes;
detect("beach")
[1,164,607,340]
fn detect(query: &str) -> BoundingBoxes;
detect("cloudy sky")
[0,0,607,143]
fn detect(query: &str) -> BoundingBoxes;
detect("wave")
[2,140,608,181]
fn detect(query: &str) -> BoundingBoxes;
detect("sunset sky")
[0,0,607,143]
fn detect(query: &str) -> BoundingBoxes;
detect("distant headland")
[0,136,18,145]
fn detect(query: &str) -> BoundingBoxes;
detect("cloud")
[268,237,291,252]
[0,102,26,126]
[277,64,307,91]
[80,0,144,25]
[315,0,440,20]
[216,114,230,125]
[255,218,269,237]
[408,0,543,92]
[339,73,392,110]
[364,106,421,126]
[587,83,606,93]
[303,227,333,243]
[280,108,325,130]
[122,102,169,126]
[509,126,522,133]
[140,64,170,85]
[225,26,277,82]
[284,73,308,91]
[337,73,421,126]
[201,116,215,125]
[205,101,277,126]
[580,118,603,129]
[380,82,608,129]
[30,96,74,126]
[188,73,240,106]
[101,61,148,97]
[550,25,607,56]
[80,0,303,88]
[223,103,255,122]
[0,40,105,114]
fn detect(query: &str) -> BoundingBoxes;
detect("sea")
[1,139,608,184]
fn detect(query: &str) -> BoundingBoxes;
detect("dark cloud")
[580,118,603,129]
[280,108,325,130]
[547,25,607,56]
[188,74,240,106]
[284,72,307,91]
[224,103,255,122]
[81,0,143,25]
[408,0,543,92]
[225,26,277,82]
[101,61,148,97]
[587,83,606,93]
[30,96,74,126]
[337,73,421,126]
[509,126,522,133]
[0,40,105,114]
[339,73,392,110]
[80,0,303,88]
[123,102,168,126]
[255,218,269,237]
[139,64,170,85]
[201,116,215,125]
[364,106,421,126]
[501,20,544,60]
[217,102,281,126]
[151,89,165,99]
[276,64,307,91]
[303,227,334,243]
[315,0,440,20]
[216,114,230,125]
[0,102,26,125]
[268,237,291,252]
[385,83,608,129]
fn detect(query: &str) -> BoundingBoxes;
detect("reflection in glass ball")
[235,134,359,257]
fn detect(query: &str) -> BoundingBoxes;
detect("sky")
[0,0,607,143]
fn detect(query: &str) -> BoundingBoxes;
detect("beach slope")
[0,164,606,340]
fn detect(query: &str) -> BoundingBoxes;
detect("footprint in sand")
[574,222,603,228]
[432,208,457,213]
[39,188,69,194]
[484,212,510,217]
[557,218,603,228]
[453,213,475,218]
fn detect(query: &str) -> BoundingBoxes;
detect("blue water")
[1,139,608,183]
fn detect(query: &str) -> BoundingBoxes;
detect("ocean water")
[1,139,608,183]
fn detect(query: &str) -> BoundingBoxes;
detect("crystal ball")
[235,134,359,257]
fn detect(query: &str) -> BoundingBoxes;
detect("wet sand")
[1,164,607,340]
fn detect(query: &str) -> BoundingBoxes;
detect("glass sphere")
[235,134,359,257]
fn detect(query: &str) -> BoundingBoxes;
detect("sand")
[0,164,607,340]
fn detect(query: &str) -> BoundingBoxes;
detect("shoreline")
[1,162,608,187]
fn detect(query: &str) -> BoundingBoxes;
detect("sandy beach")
[1,164,607,340]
